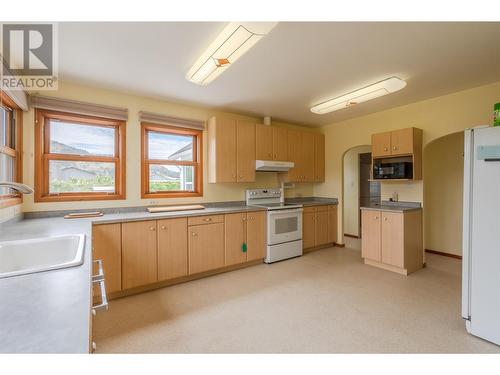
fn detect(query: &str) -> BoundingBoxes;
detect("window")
[141,123,202,198]
[0,91,23,208]
[35,109,126,202]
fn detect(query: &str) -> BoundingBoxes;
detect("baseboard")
[425,249,462,260]
[344,234,360,239]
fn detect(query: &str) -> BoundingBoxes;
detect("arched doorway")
[423,131,464,257]
[342,145,380,248]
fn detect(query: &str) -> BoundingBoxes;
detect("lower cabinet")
[188,222,225,274]
[122,220,158,289]
[303,205,337,250]
[91,210,266,299]
[361,209,423,275]
[157,218,188,281]
[92,223,122,295]
[225,211,266,266]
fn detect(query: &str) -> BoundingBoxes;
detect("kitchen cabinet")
[225,211,266,266]
[157,218,188,281]
[122,220,158,289]
[371,132,392,158]
[328,204,338,244]
[255,124,289,161]
[246,211,266,261]
[273,127,288,161]
[285,130,323,183]
[236,120,256,182]
[92,223,122,295]
[188,222,225,274]
[361,209,423,275]
[314,133,325,182]
[208,117,256,183]
[303,205,334,250]
[391,128,415,156]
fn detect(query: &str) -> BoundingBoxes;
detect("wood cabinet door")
[361,210,381,261]
[122,220,158,289]
[314,133,325,182]
[273,126,288,161]
[391,128,414,156]
[315,210,329,246]
[236,120,256,182]
[246,211,266,261]
[157,218,188,281]
[256,124,273,160]
[303,212,316,249]
[328,205,338,244]
[287,129,302,181]
[215,118,237,182]
[302,132,315,181]
[381,212,405,267]
[224,213,247,266]
[188,223,225,274]
[371,132,392,158]
[92,224,122,295]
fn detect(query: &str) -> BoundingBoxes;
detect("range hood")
[255,160,294,172]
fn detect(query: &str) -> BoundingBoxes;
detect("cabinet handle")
[384,217,388,221]
[242,217,247,222]
[160,225,166,230]
[374,216,378,220]
[384,147,388,151]
[274,153,277,158]
[249,216,254,220]
[239,175,243,179]
[393,146,397,150]
[150,226,156,231]
[191,232,198,236]
[203,218,212,222]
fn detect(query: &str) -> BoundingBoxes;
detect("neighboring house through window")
[34,109,126,202]
[141,122,202,198]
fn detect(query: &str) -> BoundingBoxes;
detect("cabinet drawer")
[188,215,224,226]
[304,205,328,214]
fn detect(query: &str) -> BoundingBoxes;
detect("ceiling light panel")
[311,77,407,114]
[186,22,278,85]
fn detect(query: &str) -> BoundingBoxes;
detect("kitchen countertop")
[285,197,338,207]
[0,198,338,352]
[0,217,92,353]
[360,201,422,212]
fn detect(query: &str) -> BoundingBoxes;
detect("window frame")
[0,90,23,209]
[141,122,203,199]
[34,109,126,202]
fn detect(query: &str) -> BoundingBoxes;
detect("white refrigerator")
[462,125,500,345]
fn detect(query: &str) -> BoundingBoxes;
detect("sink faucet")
[0,182,34,194]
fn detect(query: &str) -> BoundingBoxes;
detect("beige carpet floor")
[93,239,500,353]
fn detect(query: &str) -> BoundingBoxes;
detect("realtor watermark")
[1,23,58,90]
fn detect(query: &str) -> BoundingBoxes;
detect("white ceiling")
[58,22,500,127]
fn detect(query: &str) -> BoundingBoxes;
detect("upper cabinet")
[371,127,422,158]
[208,117,255,183]
[209,117,325,184]
[255,124,289,161]
[285,129,324,183]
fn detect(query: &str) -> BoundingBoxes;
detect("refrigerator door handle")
[462,129,473,320]
[484,158,500,162]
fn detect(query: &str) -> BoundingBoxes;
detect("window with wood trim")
[141,122,203,198]
[0,91,23,209]
[34,109,126,202]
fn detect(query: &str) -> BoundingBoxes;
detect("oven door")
[267,208,303,245]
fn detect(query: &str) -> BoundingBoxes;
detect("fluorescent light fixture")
[186,22,278,85]
[310,77,407,114]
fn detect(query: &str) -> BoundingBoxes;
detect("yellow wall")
[315,81,500,244]
[4,81,317,215]
[343,145,371,237]
[423,132,464,255]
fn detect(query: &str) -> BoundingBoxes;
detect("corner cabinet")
[208,117,255,183]
[361,208,423,275]
[303,204,338,251]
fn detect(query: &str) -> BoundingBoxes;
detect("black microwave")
[373,158,413,180]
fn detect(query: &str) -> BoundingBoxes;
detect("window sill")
[142,191,203,199]
[34,193,125,203]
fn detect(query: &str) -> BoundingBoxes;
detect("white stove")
[246,188,303,263]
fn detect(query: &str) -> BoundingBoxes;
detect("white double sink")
[0,234,85,279]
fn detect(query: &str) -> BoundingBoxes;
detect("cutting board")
[147,205,205,213]
[64,211,104,219]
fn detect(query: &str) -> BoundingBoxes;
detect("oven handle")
[268,208,303,216]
